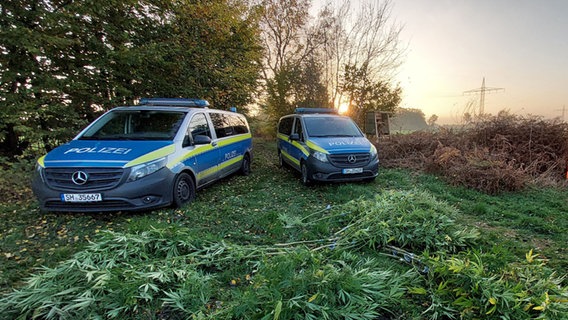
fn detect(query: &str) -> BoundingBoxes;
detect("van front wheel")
[301,162,311,186]
[173,173,195,207]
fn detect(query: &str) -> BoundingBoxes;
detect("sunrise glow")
[338,102,349,114]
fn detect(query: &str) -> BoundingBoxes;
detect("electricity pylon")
[463,77,504,115]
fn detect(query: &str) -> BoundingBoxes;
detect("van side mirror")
[182,135,192,147]
[289,133,300,141]
[193,135,212,145]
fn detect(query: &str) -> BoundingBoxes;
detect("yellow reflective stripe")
[197,165,218,179]
[306,140,328,154]
[167,133,251,169]
[217,133,252,147]
[38,155,46,167]
[167,144,215,169]
[282,150,300,166]
[292,141,309,156]
[219,155,243,171]
[125,145,175,168]
[196,155,243,179]
[278,133,312,156]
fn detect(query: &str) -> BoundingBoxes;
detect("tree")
[258,0,403,127]
[428,114,439,127]
[317,0,404,120]
[259,0,330,123]
[342,63,401,125]
[390,108,428,131]
[0,0,262,157]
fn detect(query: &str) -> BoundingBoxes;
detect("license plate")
[342,168,363,174]
[61,193,102,202]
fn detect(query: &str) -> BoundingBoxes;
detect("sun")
[338,102,349,114]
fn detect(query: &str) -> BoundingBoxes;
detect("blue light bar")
[295,108,337,114]
[139,98,210,108]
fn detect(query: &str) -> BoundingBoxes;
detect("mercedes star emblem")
[71,171,89,185]
[347,155,357,163]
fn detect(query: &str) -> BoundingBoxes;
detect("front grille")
[327,171,375,180]
[44,167,125,191]
[328,153,371,168]
[44,200,134,212]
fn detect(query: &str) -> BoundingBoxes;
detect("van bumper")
[306,156,379,182]
[32,168,176,213]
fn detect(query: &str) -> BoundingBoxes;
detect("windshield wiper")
[311,134,358,137]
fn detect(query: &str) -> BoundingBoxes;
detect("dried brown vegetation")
[378,111,568,194]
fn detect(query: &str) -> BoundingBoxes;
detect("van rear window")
[80,110,186,140]
[210,113,249,138]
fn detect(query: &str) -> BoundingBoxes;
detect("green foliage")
[0,228,256,319]
[231,251,419,319]
[420,250,568,319]
[0,0,262,157]
[0,157,35,202]
[334,190,480,252]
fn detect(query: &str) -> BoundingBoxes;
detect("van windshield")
[304,117,363,138]
[79,110,186,140]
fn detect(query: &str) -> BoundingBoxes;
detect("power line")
[463,77,504,115]
[555,105,566,121]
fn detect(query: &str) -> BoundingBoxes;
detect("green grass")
[0,139,567,318]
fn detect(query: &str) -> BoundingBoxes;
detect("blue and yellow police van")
[277,108,378,185]
[32,98,253,212]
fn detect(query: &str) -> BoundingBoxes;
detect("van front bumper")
[306,156,379,182]
[32,168,176,213]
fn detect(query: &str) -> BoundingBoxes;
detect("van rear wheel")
[278,151,286,168]
[173,173,195,207]
[240,154,251,176]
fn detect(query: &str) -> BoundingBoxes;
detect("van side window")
[229,115,249,134]
[188,113,212,140]
[210,113,231,138]
[278,117,293,135]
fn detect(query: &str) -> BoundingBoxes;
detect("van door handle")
[211,141,218,147]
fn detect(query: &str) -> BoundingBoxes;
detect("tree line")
[0,0,403,158]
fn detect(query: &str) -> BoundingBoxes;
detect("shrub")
[378,112,568,193]
[0,157,35,203]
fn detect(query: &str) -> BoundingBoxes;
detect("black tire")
[240,154,251,176]
[301,162,311,186]
[172,173,195,207]
[278,151,285,168]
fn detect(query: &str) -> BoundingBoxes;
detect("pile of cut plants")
[1,190,566,319]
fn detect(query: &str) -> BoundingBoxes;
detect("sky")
[314,0,568,124]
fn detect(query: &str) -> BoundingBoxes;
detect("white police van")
[277,108,378,185]
[32,98,253,212]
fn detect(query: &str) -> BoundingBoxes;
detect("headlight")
[35,162,45,182]
[312,151,328,163]
[370,145,378,158]
[127,157,166,182]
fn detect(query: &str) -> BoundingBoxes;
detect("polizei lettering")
[328,140,356,147]
[64,147,132,155]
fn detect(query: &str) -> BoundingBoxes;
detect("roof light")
[139,98,210,108]
[295,108,338,114]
